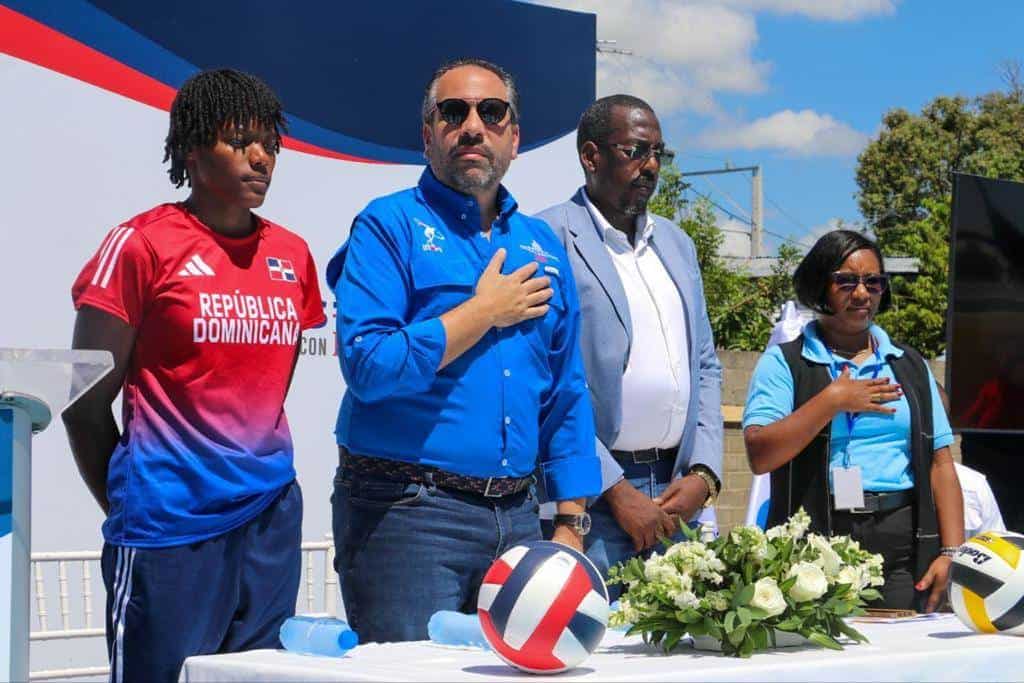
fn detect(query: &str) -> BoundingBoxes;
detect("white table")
[180,615,1024,682]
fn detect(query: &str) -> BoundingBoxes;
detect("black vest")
[772,333,940,583]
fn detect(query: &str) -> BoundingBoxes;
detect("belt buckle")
[632,450,657,464]
[483,477,502,498]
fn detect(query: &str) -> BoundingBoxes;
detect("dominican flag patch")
[266,257,297,282]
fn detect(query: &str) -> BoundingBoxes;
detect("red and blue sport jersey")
[72,204,326,547]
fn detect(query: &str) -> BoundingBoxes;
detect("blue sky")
[532,1,1023,255]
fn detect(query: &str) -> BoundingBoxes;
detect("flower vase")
[690,629,809,652]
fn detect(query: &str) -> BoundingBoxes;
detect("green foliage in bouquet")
[608,509,885,658]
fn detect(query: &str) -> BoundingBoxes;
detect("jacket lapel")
[566,189,632,341]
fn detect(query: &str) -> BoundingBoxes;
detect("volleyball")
[950,530,1024,634]
[477,541,609,673]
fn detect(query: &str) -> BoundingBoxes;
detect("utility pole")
[751,165,763,258]
[680,165,764,257]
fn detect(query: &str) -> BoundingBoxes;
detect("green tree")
[650,165,800,351]
[856,84,1024,356]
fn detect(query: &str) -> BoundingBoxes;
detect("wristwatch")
[688,465,720,509]
[553,512,592,537]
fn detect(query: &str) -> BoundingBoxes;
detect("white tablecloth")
[180,615,1024,682]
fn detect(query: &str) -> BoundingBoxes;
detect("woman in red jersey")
[63,69,325,683]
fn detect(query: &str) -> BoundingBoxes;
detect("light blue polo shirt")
[743,322,954,492]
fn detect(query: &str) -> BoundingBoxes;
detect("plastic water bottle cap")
[338,629,359,649]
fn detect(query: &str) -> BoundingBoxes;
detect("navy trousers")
[101,480,302,683]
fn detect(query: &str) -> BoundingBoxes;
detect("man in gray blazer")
[537,95,723,596]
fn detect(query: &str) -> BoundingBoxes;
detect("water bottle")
[279,616,359,657]
[427,610,491,649]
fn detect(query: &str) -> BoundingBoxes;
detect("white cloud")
[696,109,869,157]
[721,0,898,21]
[529,1,897,115]
[533,1,770,114]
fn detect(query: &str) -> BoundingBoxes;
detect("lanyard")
[827,341,883,468]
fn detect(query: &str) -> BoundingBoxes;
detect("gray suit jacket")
[536,188,724,493]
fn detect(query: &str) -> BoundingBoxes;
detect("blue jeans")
[331,466,541,643]
[585,459,686,602]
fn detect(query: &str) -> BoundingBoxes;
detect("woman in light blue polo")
[743,230,964,612]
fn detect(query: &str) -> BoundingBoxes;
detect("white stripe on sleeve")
[99,228,135,289]
[91,227,127,286]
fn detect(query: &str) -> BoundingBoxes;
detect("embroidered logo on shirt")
[266,257,297,282]
[177,254,216,277]
[416,218,445,253]
[520,239,559,263]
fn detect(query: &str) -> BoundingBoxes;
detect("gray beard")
[449,166,499,193]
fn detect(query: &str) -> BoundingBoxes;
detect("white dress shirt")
[583,191,689,451]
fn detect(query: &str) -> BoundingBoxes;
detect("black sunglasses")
[435,98,514,126]
[604,142,676,165]
[830,271,890,293]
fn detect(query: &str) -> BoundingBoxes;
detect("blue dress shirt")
[743,322,954,491]
[325,169,601,501]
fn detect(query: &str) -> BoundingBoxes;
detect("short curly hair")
[793,229,892,315]
[163,69,287,188]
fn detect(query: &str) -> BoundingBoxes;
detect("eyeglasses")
[604,142,676,165]
[434,98,514,126]
[830,272,890,293]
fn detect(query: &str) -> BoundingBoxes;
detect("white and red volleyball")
[477,541,609,674]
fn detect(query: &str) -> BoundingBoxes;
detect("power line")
[686,185,814,252]
[740,171,812,235]
[685,186,751,226]
[700,174,752,222]
[767,197,811,234]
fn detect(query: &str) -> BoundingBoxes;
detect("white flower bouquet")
[608,509,885,657]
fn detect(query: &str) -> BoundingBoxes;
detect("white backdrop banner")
[0,0,597,556]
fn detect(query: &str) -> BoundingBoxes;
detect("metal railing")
[28,538,337,681]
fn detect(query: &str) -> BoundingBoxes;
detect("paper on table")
[848,612,952,624]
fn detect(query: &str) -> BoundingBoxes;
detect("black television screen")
[946,173,1024,433]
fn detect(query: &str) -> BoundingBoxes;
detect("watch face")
[578,513,592,536]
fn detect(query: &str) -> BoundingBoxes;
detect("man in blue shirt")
[325,58,601,643]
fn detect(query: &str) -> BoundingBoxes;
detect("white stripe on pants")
[109,547,136,683]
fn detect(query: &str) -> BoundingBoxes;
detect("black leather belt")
[835,489,914,514]
[611,446,676,465]
[340,449,533,498]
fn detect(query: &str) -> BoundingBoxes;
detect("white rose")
[749,577,787,617]
[808,534,842,577]
[836,565,866,590]
[787,561,828,602]
[672,590,700,610]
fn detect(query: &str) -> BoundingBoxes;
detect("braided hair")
[163,69,287,188]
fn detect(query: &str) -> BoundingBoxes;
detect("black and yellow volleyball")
[950,530,1024,634]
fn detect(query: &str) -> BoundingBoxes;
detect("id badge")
[832,466,865,510]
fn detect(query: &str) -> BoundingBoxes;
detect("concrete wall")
[715,351,957,535]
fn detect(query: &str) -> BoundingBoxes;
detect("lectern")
[0,349,112,681]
